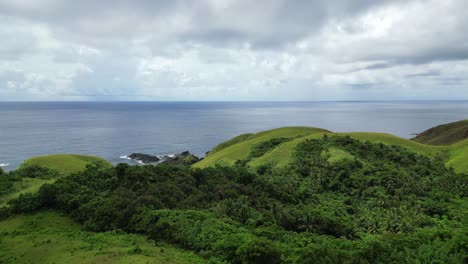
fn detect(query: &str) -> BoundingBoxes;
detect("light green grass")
[1,155,112,207]
[0,211,207,264]
[20,154,112,175]
[194,127,468,174]
[248,133,325,168]
[207,133,254,156]
[218,131,444,170]
[326,148,355,163]
[446,138,468,174]
[194,127,329,168]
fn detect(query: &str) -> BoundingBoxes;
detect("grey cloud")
[436,77,467,86]
[0,0,404,49]
[0,0,467,100]
[0,26,38,60]
[363,62,394,70]
[405,70,441,78]
[176,0,405,49]
[348,83,376,90]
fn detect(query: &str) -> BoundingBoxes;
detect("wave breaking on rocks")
[120,151,200,166]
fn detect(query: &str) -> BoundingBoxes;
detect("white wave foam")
[0,163,9,167]
[119,155,149,165]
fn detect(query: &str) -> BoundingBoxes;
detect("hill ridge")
[412,120,468,145]
[194,123,467,174]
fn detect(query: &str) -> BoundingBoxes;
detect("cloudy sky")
[0,0,467,101]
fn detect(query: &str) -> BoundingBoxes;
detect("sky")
[0,0,467,101]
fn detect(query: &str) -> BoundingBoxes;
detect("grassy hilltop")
[195,122,468,174]
[19,154,112,175]
[1,154,111,206]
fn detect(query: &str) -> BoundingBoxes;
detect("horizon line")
[1,99,468,103]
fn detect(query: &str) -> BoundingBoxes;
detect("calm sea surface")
[1,101,467,170]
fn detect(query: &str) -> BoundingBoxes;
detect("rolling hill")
[194,127,329,168]
[1,154,112,206]
[19,154,112,175]
[194,125,468,174]
[412,120,468,145]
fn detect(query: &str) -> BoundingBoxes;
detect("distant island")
[0,120,467,263]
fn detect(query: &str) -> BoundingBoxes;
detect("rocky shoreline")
[122,151,201,166]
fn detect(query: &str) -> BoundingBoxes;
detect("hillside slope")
[19,154,111,175]
[446,138,468,174]
[194,125,467,174]
[412,120,468,145]
[195,127,329,168]
[0,211,206,264]
[1,155,112,206]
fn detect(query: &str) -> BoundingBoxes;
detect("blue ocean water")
[1,101,467,170]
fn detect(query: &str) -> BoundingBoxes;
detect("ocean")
[1,101,467,170]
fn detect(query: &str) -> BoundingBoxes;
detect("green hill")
[1,154,112,206]
[446,138,468,174]
[195,127,329,168]
[194,126,468,174]
[412,120,468,145]
[19,154,112,175]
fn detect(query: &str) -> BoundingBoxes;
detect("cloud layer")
[0,0,467,100]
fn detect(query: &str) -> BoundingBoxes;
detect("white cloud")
[0,0,467,100]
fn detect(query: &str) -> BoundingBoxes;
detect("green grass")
[194,127,468,174]
[0,155,112,207]
[0,211,207,264]
[326,148,355,163]
[207,133,254,156]
[19,154,112,176]
[194,127,329,168]
[0,178,55,206]
[248,133,325,168]
[446,138,468,173]
[208,131,444,170]
[412,120,468,145]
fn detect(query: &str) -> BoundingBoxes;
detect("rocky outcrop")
[128,153,160,163]
[125,151,200,166]
[162,151,200,166]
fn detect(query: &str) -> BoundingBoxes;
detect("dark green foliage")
[0,173,20,197]
[249,137,291,158]
[12,164,60,179]
[8,192,42,213]
[6,136,468,263]
[131,208,282,264]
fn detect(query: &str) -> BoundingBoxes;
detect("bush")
[13,164,60,179]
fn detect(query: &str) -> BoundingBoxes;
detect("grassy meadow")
[0,211,206,264]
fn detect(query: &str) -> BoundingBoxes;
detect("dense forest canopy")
[1,135,466,263]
